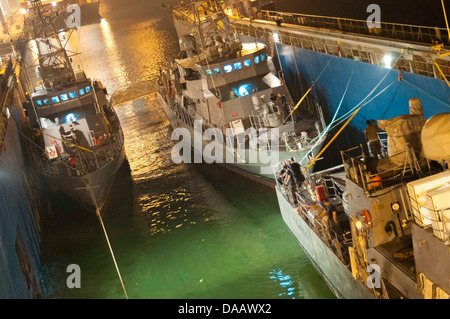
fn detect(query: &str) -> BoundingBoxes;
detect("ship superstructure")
[158,0,327,182]
[274,100,450,299]
[25,0,125,211]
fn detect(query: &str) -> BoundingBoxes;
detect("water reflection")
[38,0,335,299]
[269,268,296,298]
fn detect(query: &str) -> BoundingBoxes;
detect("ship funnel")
[421,112,450,162]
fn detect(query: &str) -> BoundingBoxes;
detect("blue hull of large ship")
[240,34,449,146]
[275,187,374,299]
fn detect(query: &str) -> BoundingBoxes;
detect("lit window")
[60,93,69,101]
[224,64,233,73]
[214,68,221,74]
[52,96,60,103]
[238,85,250,96]
[254,56,260,64]
[232,83,253,98]
[43,99,49,105]
[234,62,242,70]
[85,86,91,93]
[206,69,212,76]
[244,59,251,67]
[69,91,77,99]
[36,100,42,106]
[261,54,265,61]
[79,88,85,96]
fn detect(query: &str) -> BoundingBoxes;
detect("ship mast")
[29,0,76,87]
[172,0,237,59]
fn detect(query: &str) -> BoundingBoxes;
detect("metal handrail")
[259,10,449,45]
[39,131,124,177]
[407,190,450,243]
[291,186,352,266]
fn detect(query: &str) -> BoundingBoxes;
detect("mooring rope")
[279,56,333,127]
[84,177,129,299]
[298,51,405,168]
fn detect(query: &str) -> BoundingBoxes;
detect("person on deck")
[278,93,290,122]
[289,157,307,189]
[283,165,298,205]
[319,199,343,239]
[277,160,288,186]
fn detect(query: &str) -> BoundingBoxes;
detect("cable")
[402,77,450,107]
[84,177,129,299]
[279,56,334,127]
[299,64,356,163]
[298,52,404,167]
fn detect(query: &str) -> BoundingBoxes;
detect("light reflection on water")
[39,0,335,299]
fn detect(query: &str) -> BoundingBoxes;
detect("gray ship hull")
[275,187,375,299]
[43,145,126,212]
[158,93,323,185]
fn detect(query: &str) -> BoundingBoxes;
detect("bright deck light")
[66,113,77,123]
[273,33,279,42]
[383,54,392,69]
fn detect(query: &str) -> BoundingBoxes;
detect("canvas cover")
[377,98,426,165]
[421,113,450,161]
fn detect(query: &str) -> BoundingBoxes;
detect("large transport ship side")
[232,13,450,158]
[0,59,45,298]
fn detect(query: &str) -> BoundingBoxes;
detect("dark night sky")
[272,0,449,28]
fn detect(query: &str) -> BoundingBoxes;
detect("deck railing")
[258,10,449,46]
[39,130,124,177]
[231,11,450,80]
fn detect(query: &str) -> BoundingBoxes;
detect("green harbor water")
[39,0,335,299]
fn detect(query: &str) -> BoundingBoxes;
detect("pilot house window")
[224,64,233,73]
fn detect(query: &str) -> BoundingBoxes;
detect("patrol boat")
[158,0,327,183]
[25,0,125,212]
[274,98,450,299]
